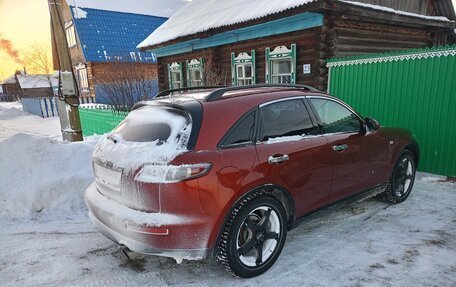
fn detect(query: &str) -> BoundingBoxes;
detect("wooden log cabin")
[138,0,455,92]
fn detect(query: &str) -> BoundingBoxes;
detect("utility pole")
[48,0,83,142]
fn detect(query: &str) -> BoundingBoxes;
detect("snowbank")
[0,106,28,120]
[0,133,98,217]
[0,103,61,142]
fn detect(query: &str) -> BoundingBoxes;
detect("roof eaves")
[139,0,323,51]
[332,0,456,29]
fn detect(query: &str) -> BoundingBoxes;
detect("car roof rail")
[204,84,319,102]
[155,86,226,98]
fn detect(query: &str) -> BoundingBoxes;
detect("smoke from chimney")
[0,38,23,64]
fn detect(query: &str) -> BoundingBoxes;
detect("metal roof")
[69,6,167,63]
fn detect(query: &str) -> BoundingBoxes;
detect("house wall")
[158,27,322,90]
[1,83,23,100]
[55,1,160,104]
[156,14,435,92]
[88,62,159,103]
[354,0,437,16]
[325,18,432,58]
[21,88,54,98]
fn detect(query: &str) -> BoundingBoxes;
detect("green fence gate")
[327,45,456,177]
[79,106,128,136]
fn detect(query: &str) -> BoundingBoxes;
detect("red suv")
[85,85,419,277]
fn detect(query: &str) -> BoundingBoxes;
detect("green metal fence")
[79,106,128,136]
[327,45,456,177]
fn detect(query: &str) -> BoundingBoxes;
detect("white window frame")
[186,58,204,87]
[168,62,184,89]
[265,44,297,84]
[65,21,77,48]
[76,64,89,93]
[231,50,256,86]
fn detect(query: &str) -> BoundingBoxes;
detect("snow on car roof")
[67,0,190,18]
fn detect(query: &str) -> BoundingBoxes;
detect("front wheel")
[216,192,288,278]
[381,150,416,204]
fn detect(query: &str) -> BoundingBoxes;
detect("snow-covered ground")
[0,102,455,286]
[0,102,61,141]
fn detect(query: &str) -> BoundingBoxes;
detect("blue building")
[57,0,187,105]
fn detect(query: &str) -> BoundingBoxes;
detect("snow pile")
[93,107,191,170]
[0,106,28,120]
[138,0,318,47]
[0,103,61,142]
[0,133,98,217]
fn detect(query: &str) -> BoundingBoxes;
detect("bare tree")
[24,43,53,75]
[201,52,228,86]
[23,43,54,94]
[94,69,157,111]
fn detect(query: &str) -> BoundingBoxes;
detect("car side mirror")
[365,117,380,131]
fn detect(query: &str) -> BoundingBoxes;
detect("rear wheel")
[216,192,287,278]
[381,150,416,204]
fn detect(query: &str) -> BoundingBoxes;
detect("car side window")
[309,98,361,134]
[260,99,315,141]
[220,111,256,147]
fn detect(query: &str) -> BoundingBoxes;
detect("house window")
[168,62,183,89]
[77,66,89,92]
[231,50,256,86]
[266,44,297,84]
[186,58,204,87]
[65,21,77,47]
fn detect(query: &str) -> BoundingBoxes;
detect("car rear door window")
[309,98,361,134]
[259,99,315,141]
[220,111,256,147]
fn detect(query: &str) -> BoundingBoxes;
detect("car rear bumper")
[85,182,211,261]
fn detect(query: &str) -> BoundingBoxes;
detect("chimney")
[23,66,27,74]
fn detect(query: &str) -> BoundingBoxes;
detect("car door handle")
[332,144,348,152]
[268,154,290,164]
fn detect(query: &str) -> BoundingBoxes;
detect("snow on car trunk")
[93,106,192,170]
[0,133,98,217]
[91,106,192,212]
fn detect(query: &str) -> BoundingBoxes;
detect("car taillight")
[134,163,212,183]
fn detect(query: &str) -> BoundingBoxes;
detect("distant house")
[0,71,57,101]
[138,0,456,91]
[0,72,23,102]
[17,73,58,98]
[53,0,187,104]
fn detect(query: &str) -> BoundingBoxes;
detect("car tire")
[380,150,416,204]
[216,191,288,278]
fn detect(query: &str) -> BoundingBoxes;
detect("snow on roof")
[138,0,318,48]
[67,0,190,18]
[139,0,455,49]
[17,74,58,89]
[1,74,19,85]
[339,1,453,22]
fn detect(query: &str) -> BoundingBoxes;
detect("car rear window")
[113,106,192,144]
